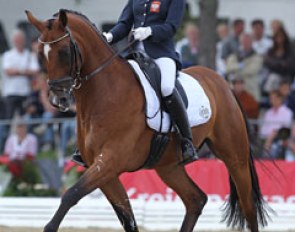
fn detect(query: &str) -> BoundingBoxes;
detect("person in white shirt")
[4,121,37,161]
[260,91,293,149]
[4,121,38,177]
[2,29,39,119]
[251,19,273,55]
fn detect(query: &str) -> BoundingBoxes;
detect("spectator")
[263,27,295,93]
[0,97,6,151]
[216,23,229,76]
[231,75,259,119]
[1,29,40,119]
[267,127,290,160]
[23,39,49,131]
[260,91,293,144]
[24,76,45,121]
[270,19,284,37]
[57,104,77,167]
[285,125,295,162]
[226,33,263,101]
[33,77,57,151]
[221,18,245,60]
[251,19,273,55]
[279,80,295,118]
[179,23,199,68]
[3,120,38,177]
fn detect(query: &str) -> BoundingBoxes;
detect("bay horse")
[26,9,268,232]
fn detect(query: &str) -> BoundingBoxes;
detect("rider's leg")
[155,57,198,165]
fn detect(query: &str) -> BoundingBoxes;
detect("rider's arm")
[149,0,185,43]
[110,0,134,44]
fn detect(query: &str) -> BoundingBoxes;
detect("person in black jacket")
[263,27,295,92]
[103,0,198,164]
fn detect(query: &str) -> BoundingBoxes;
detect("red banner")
[119,160,295,203]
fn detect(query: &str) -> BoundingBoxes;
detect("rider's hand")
[133,27,152,41]
[103,32,113,43]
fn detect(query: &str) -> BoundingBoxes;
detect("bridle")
[39,26,137,95]
[39,28,83,94]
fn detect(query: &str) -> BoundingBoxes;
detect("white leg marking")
[44,44,51,61]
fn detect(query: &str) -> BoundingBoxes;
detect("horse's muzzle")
[49,92,71,112]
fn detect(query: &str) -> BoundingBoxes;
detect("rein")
[39,27,137,93]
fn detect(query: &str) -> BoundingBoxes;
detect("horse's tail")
[223,95,269,229]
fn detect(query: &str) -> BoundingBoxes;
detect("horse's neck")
[75,50,142,123]
[70,18,143,127]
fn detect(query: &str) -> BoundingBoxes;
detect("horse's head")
[26,9,82,112]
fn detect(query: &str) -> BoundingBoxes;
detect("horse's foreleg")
[101,177,139,232]
[44,162,114,232]
[156,164,207,232]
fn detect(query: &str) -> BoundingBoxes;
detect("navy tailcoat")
[110,0,186,68]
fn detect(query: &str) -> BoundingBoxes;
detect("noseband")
[39,26,137,95]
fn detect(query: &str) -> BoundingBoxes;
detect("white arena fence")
[0,196,294,231]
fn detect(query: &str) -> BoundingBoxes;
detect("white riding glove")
[103,32,113,43]
[133,27,152,41]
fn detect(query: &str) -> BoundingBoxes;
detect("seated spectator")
[0,97,6,151]
[221,18,245,60]
[265,127,290,159]
[251,19,273,56]
[57,104,77,167]
[33,77,57,151]
[23,74,46,122]
[3,120,38,177]
[216,23,229,77]
[226,33,263,101]
[230,75,259,119]
[179,22,199,68]
[285,125,295,162]
[260,91,293,147]
[263,27,295,93]
[279,80,295,118]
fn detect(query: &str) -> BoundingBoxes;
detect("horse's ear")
[25,10,45,32]
[58,9,67,28]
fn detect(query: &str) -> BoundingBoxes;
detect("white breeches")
[136,42,176,97]
[154,57,176,97]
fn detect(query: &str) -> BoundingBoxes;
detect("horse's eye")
[58,47,71,59]
[58,47,71,65]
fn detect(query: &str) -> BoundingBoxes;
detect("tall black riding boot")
[164,89,199,165]
[72,149,87,167]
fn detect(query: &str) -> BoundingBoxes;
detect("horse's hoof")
[43,223,56,232]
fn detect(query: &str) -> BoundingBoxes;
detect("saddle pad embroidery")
[128,60,212,132]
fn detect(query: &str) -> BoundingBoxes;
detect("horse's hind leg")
[156,164,208,232]
[101,177,138,232]
[208,132,260,231]
[43,162,116,232]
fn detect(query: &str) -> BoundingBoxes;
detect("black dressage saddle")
[126,51,188,110]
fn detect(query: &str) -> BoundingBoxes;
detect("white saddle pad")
[128,60,212,133]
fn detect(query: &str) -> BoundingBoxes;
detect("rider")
[73,0,198,166]
[103,0,199,165]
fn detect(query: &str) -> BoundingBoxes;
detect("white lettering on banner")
[126,187,295,204]
[127,187,180,202]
